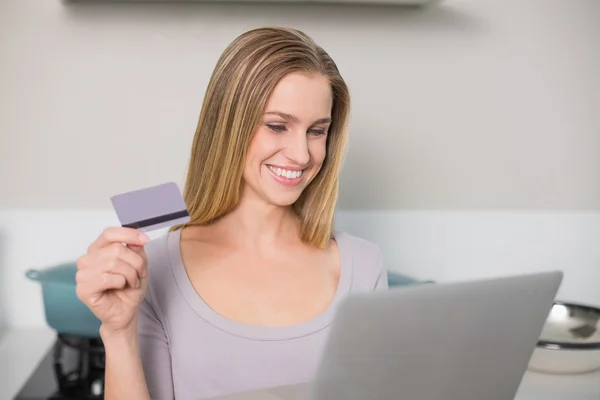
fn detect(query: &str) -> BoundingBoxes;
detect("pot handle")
[25,269,41,281]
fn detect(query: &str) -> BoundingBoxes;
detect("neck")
[214,193,300,248]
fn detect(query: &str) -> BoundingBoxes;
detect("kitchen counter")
[1,328,598,400]
[516,369,600,400]
[0,327,57,400]
[207,371,600,400]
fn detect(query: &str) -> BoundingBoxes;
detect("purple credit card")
[110,182,190,232]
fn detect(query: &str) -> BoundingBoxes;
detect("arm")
[101,319,151,400]
[101,292,174,400]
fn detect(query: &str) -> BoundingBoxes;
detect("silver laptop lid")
[311,271,563,400]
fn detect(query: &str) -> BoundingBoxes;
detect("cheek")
[247,129,280,164]
[245,130,268,167]
[309,138,328,167]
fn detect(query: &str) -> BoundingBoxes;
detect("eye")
[266,124,286,133]
[308,128,327,136]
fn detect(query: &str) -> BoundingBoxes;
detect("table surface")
[1,328,599,400]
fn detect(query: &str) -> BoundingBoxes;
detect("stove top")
[14,334,105,400]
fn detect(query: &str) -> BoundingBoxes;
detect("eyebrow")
[265,111,332,125]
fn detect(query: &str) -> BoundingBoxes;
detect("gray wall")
[1,0,599,210]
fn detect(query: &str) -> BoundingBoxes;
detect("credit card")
[110,182,190,232]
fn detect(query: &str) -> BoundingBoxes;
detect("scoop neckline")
[167,228,354,341]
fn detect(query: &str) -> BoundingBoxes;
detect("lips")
[266,165,305,187]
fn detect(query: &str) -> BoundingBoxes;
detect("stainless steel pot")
[528,301,600,374]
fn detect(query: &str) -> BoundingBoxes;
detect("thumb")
[127,244,147,257]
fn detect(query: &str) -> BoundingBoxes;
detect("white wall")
[1,0,599,330]
[1,0,599,209]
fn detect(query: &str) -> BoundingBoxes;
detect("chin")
[263,191,303,207]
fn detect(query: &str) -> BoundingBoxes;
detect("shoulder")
[139,230,180,316]
[336,230,381,264]
[144,231,172,267]
[143,230,175,281]
[335,230,388,292]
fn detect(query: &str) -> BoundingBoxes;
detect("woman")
[75,26,388,400]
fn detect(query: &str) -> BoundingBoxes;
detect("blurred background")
[1,0,599,336]
[1,0,600,397]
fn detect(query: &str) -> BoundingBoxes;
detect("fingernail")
[138,233,149,243]
[141,268,147,278]
[136,280,141,289]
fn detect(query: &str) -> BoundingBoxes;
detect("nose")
[284,131,310,166]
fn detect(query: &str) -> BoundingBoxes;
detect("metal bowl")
[528,301,600,375]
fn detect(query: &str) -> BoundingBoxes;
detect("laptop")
[209,271,563,400]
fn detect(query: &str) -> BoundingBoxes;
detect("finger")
[127,245,148,278]
[77,258,140,289]
[88,227,149,253]
[106,243,147,278]
[106,259,141,289]
[127,244,147,256]
[77,245,147,282]
[77,272,127,298]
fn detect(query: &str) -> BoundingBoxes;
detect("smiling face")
[242,72,333,207]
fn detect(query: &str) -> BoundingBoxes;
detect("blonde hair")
[173,26,350,249]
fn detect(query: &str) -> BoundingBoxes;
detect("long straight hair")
[172,27,350,249]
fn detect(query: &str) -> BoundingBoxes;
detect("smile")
[266,165,305,186]
[267,165,304,179]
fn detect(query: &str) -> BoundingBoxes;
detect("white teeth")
[268,165,303,179]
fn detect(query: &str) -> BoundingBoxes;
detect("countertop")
[207,371,600,400]
[0,328,57,400]
[0,328,598,400]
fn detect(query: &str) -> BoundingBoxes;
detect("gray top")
[139,228,388,399]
